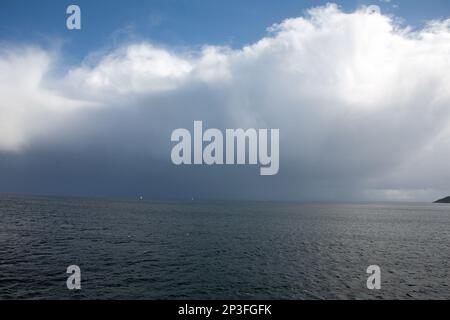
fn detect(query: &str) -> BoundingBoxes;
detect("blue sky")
[1,0,450,62]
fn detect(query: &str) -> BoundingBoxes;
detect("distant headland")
[434,196,450,203]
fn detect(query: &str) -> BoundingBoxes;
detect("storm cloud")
[1,4,450,201]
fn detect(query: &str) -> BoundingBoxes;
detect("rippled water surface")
[1,194,449,299]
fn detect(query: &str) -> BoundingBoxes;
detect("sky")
[1,0,450,59]
[1,0,450,202]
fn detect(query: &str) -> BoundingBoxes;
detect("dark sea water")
[0,194,449,300]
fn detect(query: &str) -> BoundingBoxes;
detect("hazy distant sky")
[1,0,450,202]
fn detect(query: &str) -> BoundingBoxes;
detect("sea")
[0,194,449,299]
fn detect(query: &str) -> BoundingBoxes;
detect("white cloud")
[66,43,194,95]
[1,3,450,200]
[0,46,93,152]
